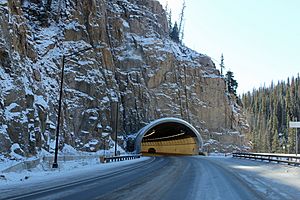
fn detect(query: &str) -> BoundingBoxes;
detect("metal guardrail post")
[99,155,141,164]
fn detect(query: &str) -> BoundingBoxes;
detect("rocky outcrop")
[0,0,248,157]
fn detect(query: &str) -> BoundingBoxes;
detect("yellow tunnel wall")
[141,137,198,155]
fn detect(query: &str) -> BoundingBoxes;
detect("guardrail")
[232,152,300,166]
[100,154,141,163]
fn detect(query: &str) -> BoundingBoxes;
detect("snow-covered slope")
[0,0,248,158]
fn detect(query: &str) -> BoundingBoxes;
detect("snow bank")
[0,156,149,186]
[0,142,127,173]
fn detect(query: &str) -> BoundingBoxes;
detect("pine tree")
[166,5,173,34]
[220,54,225,76]
[287,118,296,154]
[225,70,238,96]
[166,0,186,43]
[272,129,280,153]
[178,0,186,42]
[271,112,280,152]
[170,22,180,43]
[46,0,52,11]
[261,93,269,152]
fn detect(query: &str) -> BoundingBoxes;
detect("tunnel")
[135,118,203,155]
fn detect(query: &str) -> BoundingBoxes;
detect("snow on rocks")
[0,0,249,158]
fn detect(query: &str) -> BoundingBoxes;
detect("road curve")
[2,156,299,200]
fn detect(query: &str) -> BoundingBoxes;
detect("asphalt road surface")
[2,156,300,200]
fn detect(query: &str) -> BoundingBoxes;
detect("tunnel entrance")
[148,148,156,154]
[135,118,203,156]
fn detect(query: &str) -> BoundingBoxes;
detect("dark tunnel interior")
[142,122,197,142]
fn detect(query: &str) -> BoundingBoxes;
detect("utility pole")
[115,102,118,156]
[52,47,93,168]
[103,136,106,157]
[114,101,119,156]
[52,55,65,169]
[111,100,119,156]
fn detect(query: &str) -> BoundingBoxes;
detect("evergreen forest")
[242,75,300,153]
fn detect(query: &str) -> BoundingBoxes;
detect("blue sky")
[159,0,300,94]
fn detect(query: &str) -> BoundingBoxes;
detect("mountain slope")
[0,0,248,157]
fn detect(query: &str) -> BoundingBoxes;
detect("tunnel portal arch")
[135,117,203,155]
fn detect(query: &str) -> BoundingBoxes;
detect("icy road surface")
[1,156,300,200]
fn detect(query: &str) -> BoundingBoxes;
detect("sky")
[158,0,300,94]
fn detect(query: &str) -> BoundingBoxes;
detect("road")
[2,156,300,200]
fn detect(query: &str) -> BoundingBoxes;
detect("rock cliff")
[0,0,248,157]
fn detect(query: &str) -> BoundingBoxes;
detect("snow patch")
[34,95,48,109]
[9,144,25,160]
[0,125,8,136]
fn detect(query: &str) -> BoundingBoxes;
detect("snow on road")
[208,156,300,199]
